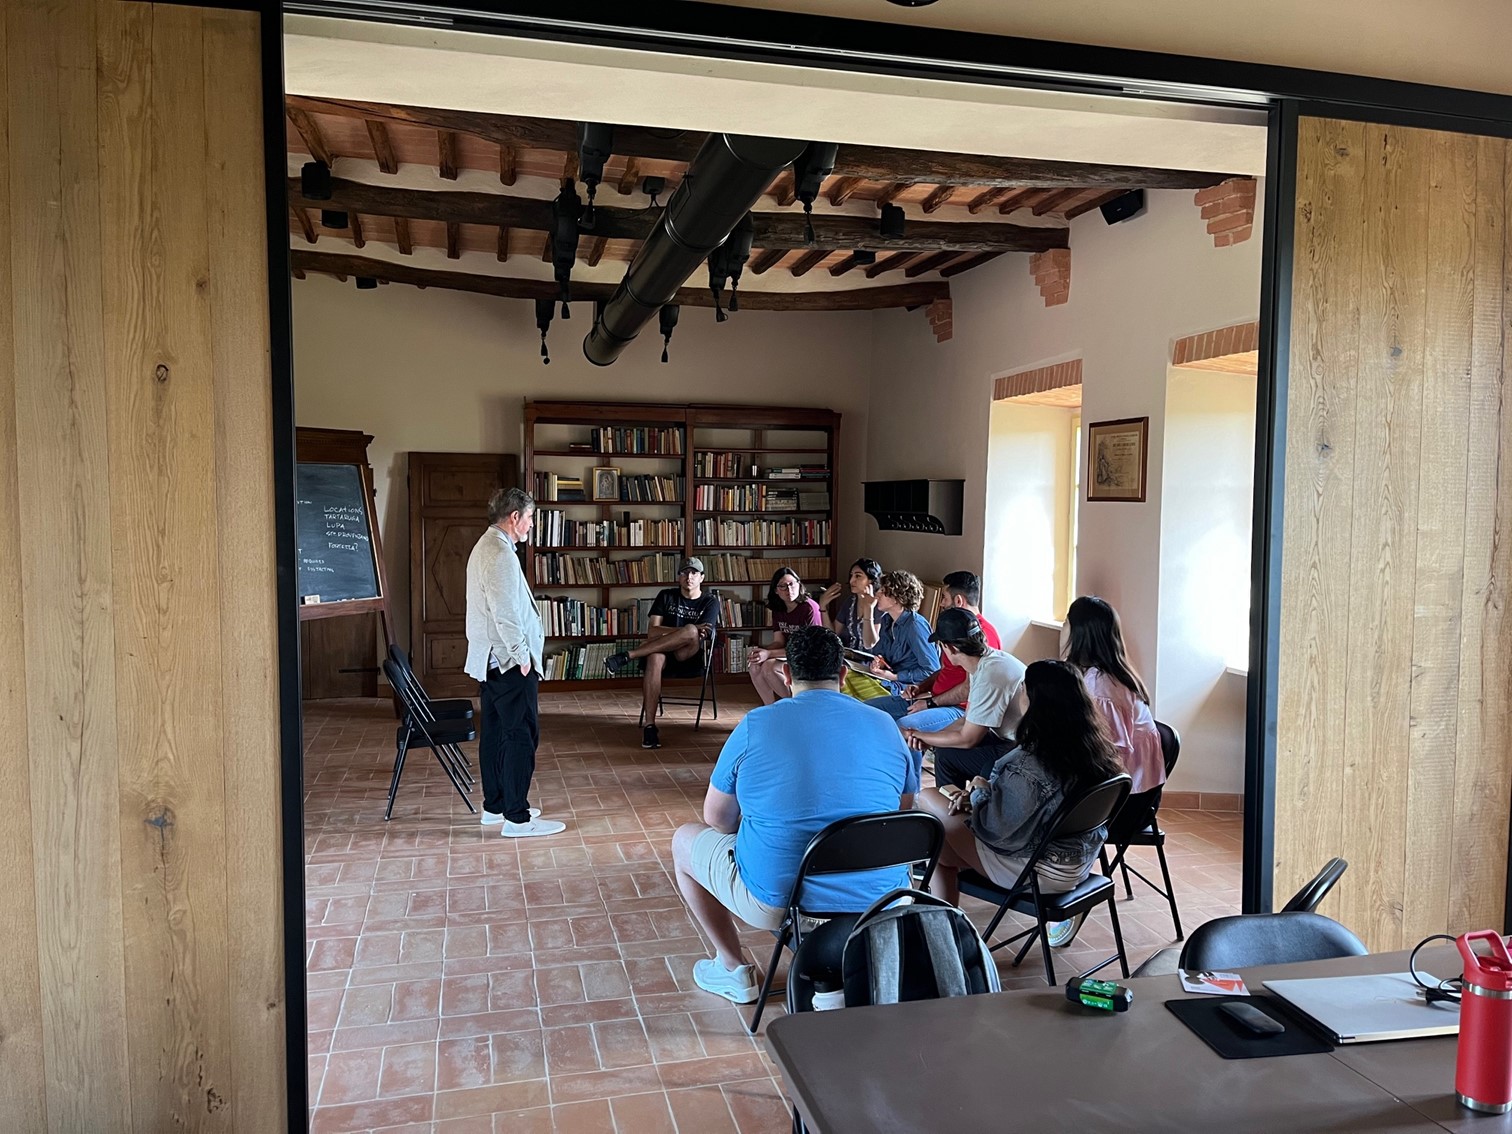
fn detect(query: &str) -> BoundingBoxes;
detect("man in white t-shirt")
[901,607,1027,789]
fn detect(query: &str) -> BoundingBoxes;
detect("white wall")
[1157,366,1257,794]
[292,276,877,641]
[983,400,1074,657]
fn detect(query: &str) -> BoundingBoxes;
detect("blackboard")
[296,463,381,605]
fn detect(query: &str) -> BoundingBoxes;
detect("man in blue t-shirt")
[670,625,919,1004]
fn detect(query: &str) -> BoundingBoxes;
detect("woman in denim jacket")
[917,660,1125,905]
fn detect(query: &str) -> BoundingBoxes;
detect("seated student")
[819,558,882,650]
[748,566,825,705]
[860,570,939,698]
[868,569,1002,729]
[1062,595,1165,794]
[605,557,719,749]
[902,608,1027,788]
[916,659,1125,905]
[670,626,918,1004]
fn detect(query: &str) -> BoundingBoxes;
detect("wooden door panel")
[408,452,517,697]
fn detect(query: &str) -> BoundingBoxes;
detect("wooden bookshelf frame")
[524,399,841,688]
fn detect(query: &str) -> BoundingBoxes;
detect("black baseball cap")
[929,607,982,644]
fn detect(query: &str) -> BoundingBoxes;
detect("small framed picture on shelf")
[591,466,621,501]
[1086,416,1148,502]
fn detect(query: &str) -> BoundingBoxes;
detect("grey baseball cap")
[678,556,706,575]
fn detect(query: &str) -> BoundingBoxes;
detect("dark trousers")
[932,740,1014,789]
[480,664,539,822]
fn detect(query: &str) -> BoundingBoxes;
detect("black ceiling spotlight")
[707,212,754,321]
[534,298,555,365]
[879,203,907,240]
[791,141,839,244]
[355,276,377,290]
[658,305,680,363]
[885,0,940,6]
[300,160,332,200]
[576,123,614,228]
[321,209,348,230]
[1100,189,1147,225]
[550,181,582,318]
[853,249,877,265]
[641,175,665,208]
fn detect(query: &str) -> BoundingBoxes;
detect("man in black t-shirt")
[606,557,719,748]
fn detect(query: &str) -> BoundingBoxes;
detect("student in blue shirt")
[670,626,918,1004]
[865,570,940,696]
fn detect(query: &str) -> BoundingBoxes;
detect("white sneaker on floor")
[693,958,760,1004]
[481,808,541,824]
[499,816,566,838]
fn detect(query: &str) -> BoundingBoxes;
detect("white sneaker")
[693,958,760,1004]
[481,808,541,824]
[499,817,566,838]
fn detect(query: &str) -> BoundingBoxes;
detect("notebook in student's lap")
[1262,971,1461,1044]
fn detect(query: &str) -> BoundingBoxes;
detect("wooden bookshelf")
[525,399,840,688]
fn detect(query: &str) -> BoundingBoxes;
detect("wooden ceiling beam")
[865,251,917,278]
[498,144,517,186]
[789,249,830,277]
[827,176,865,207]
[1063,189,1129,220]
[286,97,1234,190]
[1031,188,1085,216]
[875,182,911,208]
[966,186,1011,214]
[438,131,459,181]
[364,119,397,174]
[587,236,609,267]
[996,188,1040,215]
[828,253,865,277]
[920,185,956,214]
[289,176,1068,253]
[903,251,960,278]
[497,226,509,262]
[768,170,797,207]
[617,158,641,196]
[445,222,461,260]
[349,212,365,250]
[940,250,1004,277]
[287,107,333,167]
[292,206,317,244]
[748,248,786,275]
[540,235,552,262]
[393,217,413,255]
[291,250,950,312]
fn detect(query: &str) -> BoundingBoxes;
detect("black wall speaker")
[1100,189,1146,225]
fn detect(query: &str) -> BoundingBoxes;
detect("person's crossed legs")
[634,623,705,723]
[671,822,784,1004]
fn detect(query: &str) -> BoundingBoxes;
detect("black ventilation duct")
[584,134,805,367]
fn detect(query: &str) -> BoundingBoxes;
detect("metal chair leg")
[1155,838,1184,939]
[385,732,412,820]
[1120,859,1134,900]
[1039,918,1058,986]
[746,922,791,1035]
[1106,893,1131,978]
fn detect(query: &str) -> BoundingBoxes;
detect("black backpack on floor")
[840,888,1001,1006]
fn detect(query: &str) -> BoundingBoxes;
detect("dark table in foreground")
[766,946,1503,1133]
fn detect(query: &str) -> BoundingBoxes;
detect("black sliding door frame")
[260,3,1512,1123]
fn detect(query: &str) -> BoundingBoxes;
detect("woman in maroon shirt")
[748,567,825,704]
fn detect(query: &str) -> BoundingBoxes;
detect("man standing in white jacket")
[464,487,565,838]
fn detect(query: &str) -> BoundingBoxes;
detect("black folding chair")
[1098,720,1184,939]
[384,646,474,790]
[1281,857,1349,913]
[639,623,719,730]
[383,658,475,819]
[958,773,1132,986]
[1178,911,1367,970]
[745,810,945,1034]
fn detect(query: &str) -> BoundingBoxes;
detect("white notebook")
[1262,971,1461,1044]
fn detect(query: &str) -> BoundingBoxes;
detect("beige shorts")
[688,828,785,931]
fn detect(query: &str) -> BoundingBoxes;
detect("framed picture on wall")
[1086,417,1148,502]
[591,466,621,501]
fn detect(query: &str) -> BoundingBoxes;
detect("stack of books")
[765,465,829,480]
[536,511,684,547]
[533,472,587,502]
[693,484,800,511]
[694,517,831,547]
[723,634,751,674]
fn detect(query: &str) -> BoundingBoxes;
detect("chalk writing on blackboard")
[295,463,380,603]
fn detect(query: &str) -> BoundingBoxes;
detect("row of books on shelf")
[541,639,645,681]
[693,484,831,512]
[534,596,648,638]
[531,551,833,586]
[717,597,774,629]
[536,510,684,548]
[766,465,830,480]
[693,518,831,547]
[591,426,684,454]
[535,473,586,502]
[533,472,684,504]
[692,453,827,479]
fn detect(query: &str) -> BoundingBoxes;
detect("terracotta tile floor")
[304,687,1241,1133]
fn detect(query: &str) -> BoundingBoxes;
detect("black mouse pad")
[1166,995,1334,1059]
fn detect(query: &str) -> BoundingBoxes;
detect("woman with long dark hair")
[917,660,1125,905]
[1061,595,1165,793]
[747,566,824,705]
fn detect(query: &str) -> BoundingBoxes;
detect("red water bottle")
[1456,931,1512,1114]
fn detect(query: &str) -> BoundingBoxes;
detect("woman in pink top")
[1060,596,1165,794]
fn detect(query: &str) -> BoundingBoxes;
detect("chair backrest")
[1281,857,1349,913]
[1108,723,1179,844]
[1177,911,1368,971]
[789,811,945,908]
[1050,774,1132,841]
[383,658,434,730]
[386,646,437,721]
[1156,720,1181,776]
